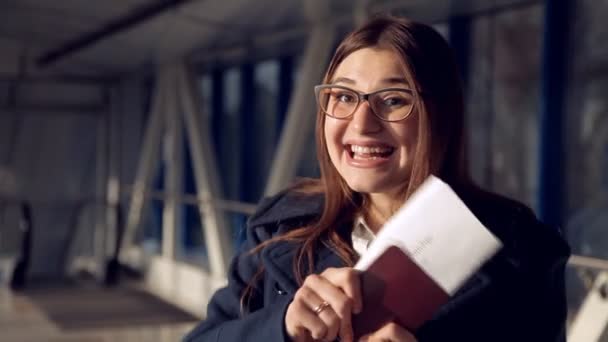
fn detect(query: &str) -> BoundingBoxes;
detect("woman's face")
[324,47,419,196]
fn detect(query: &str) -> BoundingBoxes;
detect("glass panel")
[178,203,208,268]
[564,0,608,331]
[140,198,163,255]
[296,54,321,178]
[200,75,212,115]
[140,158,164,254]
[220,68,242,201]
[253,60,280,201]
[467,5,542,208]
[177,208,249,267]
[227,212,249,250]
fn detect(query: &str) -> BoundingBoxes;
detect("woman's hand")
[285,267,363,342]
[359,322,417,342]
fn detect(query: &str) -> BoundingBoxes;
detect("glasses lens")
[318,87,358,118]
[369,89,414,121]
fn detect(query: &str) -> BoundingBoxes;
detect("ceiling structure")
[0,0,539,80]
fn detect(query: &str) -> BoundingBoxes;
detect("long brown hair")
[241,15,471,311]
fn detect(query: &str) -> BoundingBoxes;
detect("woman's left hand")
[358,322,418,342]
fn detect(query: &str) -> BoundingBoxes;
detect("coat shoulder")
[247,189,324,233]
[463,188,571,267]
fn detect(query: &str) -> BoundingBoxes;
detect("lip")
[344,139,394,149]
[343,139,395,168]
[345,150,392,168]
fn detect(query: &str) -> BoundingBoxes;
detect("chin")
[344,179,394,194]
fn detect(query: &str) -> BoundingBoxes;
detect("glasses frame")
[314,84,418,122]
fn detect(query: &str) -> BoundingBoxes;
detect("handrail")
[121,185,258,215]
[568,255,608,272]
[7,197,606,289]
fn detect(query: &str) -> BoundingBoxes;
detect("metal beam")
[161,66,183,260]
[568,272,608,341]
[0,76,111,85]
[176,62,232,278]
[371,0,542,23]
[538,0,572,226]
[120,67,168,259]
[36,0,192,67]
[265,0,335,195]
[189,15,351,69]
[119,186,257,214]
[0,105,105,114]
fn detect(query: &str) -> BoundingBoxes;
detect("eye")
[380,95,412,108]
[380,92,412,108]
[383,96,405,106]
[333,91,356,103]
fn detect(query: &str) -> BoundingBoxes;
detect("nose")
[350,100,383,134]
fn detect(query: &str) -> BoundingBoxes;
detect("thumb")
[339,311,354,342]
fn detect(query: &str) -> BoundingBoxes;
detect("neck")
[365,190,403,234]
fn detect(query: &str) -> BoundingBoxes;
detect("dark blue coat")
[184,189,570,342]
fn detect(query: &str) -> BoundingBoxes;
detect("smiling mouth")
[346,144,395,160]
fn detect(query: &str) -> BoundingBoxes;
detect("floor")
[0,287,197,342]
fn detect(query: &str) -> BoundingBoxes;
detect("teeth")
[350,145,392,154]
[353,154,380,160]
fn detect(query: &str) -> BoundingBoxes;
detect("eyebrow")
[332,76,410,87]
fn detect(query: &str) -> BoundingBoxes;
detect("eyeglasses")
[314,84,416,122]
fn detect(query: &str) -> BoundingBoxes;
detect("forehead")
[331,47,409,86]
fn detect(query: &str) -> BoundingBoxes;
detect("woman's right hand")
[285,267,363,342]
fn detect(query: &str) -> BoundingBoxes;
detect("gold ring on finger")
[312,301,331,315]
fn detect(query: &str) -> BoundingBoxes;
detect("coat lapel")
[261,240,300,294]
[261,239,347,295]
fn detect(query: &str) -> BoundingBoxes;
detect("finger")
[290,297,329,341]
[323,268,363,314]
[357,333,370,342]
[316,305,340,342]
[339,312,354,342]
[305,274,354,319]
[370,322,417,342]
[304,274,353,341]
[296,285,340,341]
[320,269,361,342]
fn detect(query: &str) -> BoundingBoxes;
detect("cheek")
[390,120,419,166]
[323,119,343,157]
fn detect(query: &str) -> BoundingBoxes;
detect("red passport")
[352,246,449,338]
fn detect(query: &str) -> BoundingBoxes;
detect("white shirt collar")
[351,216,376,256]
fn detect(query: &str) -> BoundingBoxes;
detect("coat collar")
[247,191,324,229]
[261,229,350,294]
[248,191,339,294]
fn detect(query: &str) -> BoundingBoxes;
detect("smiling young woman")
[184,15,570,342]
